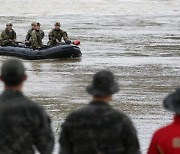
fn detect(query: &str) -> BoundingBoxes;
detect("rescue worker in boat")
[25,22,44,47]
[37,22,45,40]
[25,22,37,46]
[47,22,71,46]
[31,22,44,49]
[0,23,17,46]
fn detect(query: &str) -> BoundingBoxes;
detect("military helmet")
[163,88,180,114]
[6,23,13,26]
[54,22,61,26]
[86,70,119,97]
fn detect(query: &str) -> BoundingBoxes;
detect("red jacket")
[148,115,180,154]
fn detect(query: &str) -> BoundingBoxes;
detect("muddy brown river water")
[0,0,180,153]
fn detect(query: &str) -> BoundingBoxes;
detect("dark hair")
[1,59,25,86]
[2,74,25,86]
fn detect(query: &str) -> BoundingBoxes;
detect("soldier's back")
[28,28,33,34]
[60,101,140,154]
[0,90,53,154]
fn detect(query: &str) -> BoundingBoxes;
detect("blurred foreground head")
[0,59,26,87]
[86,70,119,98]
[163,88,180,114]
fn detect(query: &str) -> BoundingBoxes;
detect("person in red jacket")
[148,88,180,154]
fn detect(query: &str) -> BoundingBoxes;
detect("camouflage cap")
[1,59,25,86]
[86,70,119,97]
[6,23,13,26]
[31,22,37,26]
[54,22,61,26]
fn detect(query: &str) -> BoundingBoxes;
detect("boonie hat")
[163,88,180,114]
[86,70,119,97]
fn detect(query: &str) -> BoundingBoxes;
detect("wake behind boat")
[0,43,82,60]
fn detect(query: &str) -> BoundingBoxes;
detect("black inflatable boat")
[0,44,82,60]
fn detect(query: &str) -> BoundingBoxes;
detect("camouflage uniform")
[25,28,33,42]
[40,29,45,39]
[0,28,16,46]
[0,90,54,154]
[48,29,70,46]
[25,28,44,45]
[59,101,141,154]
[31,30,43,49]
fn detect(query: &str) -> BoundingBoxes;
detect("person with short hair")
[25,22,37,46]
[0,59,54,154]
[148,88,180,154]
[36,22,45,40]
[0,23,17,46]
[47,22,71,46]
[59,70,141,154]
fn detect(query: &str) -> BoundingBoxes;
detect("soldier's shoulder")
[65,106,91,120]
[40,29,44,33]
[1,30,6,34]
[12,30,16,35]
[113,109,135,128]
[64,105,132,129]
[23,96,45,112]
[48,29,55,34]
[20,96,50,124]
[27,28,33,33]
[67,104,126,117]
[50,29,55,32]
[65,104,110,119]
[112,108,131,119]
